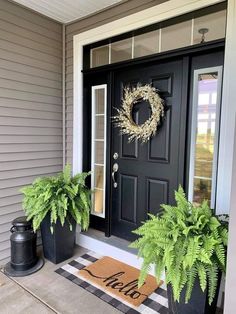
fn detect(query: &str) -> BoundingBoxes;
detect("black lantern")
[4,216,44,277]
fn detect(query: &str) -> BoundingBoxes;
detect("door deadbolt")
[113,152,119,160]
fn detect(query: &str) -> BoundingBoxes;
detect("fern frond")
[185,267,197,303]
[197,263,207,292]
[219,228,228,246]
[183,237,200,269]
[215,243,226,270]
[138,262,151,288]
[207,263,218,305]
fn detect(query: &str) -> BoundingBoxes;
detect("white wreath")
[114,84,164,143]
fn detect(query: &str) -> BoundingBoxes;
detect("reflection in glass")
[95,89,104,114]
[193,178,212,203]
[91,45,109,68]
[111,38,132,63]
[160,20,192,52]
[193,10,226,44]
[94,189,103,214]
[95,141,104,164]
[134,30,159,58]
[190,69,221,207]
[95,116,104,139]
[95,165,104,189]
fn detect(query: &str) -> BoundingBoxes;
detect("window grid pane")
[134,30,159,58]
[91,45,109,68]
[111,38,132,63]
[161,20,192,52]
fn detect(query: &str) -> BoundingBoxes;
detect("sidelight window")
[188,67,222,208]
[91,85,107,218]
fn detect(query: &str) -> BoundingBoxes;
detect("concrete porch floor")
[0,246,120,314]
[0,245,224,314]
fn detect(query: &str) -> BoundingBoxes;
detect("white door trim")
[73,0,235,213]
[73,0,224,176]
[73,0,234,215]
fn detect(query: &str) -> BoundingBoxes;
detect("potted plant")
[21,165,91,264]
[130,186,228,314]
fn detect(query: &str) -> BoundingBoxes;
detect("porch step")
[77,228,163,279]
[77,228,142,268]
[81,228,137,254]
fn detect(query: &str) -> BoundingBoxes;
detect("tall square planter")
[40,214,76,264]
[167,275,221,314]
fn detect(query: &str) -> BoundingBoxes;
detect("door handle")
[112,163,119,188]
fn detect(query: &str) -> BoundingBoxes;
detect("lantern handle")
[10,226,16,233]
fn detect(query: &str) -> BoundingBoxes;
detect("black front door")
[111,58,188,240]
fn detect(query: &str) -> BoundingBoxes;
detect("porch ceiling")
[11,0,124,23]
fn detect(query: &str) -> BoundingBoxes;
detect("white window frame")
[188,66,223,208]
[91,84,107,218]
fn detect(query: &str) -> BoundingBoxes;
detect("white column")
[221,0,236,312]
[224,115,236,313]
[216,0,236,214]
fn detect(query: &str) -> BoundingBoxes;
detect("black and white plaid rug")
[55,251,168,314]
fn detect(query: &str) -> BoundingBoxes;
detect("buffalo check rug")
[55,251,168,314]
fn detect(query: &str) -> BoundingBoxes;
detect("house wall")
[0,0,63,264]
[65,0,167,165]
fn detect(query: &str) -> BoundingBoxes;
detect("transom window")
[87,3,226,69]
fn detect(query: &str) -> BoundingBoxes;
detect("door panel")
[119,174,138,223]
[147,178,168,215]
[148,109,171,162]
[121,135,138,159]
[111,59,186,240]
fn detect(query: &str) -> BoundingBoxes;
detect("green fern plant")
[130,186,228,305]
[21,165,91,233]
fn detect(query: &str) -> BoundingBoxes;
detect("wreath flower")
[114,84,165,143]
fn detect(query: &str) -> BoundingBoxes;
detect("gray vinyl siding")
[0,0,62,264]
[64,0,168,165]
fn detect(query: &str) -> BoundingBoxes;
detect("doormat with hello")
[55,251,168,313]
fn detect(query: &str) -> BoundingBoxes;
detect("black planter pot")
[40,214,76,264]
[167,275,221,314]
